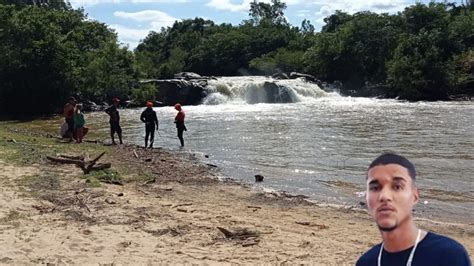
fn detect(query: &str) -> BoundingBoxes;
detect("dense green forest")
[0,0,473,115]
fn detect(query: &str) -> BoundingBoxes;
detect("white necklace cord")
[378,229,422,266]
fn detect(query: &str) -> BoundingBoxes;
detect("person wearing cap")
[63,97,76,140]
[140,101,159,148]
[105,97,123,145]
[174,103,187,147]
[357,153,471,266]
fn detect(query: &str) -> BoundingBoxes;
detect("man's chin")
[378,225,397,232]
[377,220,397,232]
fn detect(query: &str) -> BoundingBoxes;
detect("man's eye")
[393,184,403,190]
[369,186,380,191]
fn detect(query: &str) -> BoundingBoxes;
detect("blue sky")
[68,0,463,49]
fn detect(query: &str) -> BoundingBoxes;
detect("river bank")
[0,123,472,264]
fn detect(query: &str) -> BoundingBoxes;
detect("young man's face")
[366,164,419,232]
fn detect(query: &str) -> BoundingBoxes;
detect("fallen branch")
[90,163,111,171]
[217,227,259,239]
[84,151,106,174]
[133,149,139,159]
[46,152,109,174]
[46,156,85,168]
[172,203,193,208]
[59,154,85,161]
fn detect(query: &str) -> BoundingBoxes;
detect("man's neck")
[380,221,419,252]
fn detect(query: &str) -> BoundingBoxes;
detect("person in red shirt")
[174,103,187,147]
[63,97,76,140]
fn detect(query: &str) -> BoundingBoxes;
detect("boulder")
[263,82,293,103]
[246,82,294,104]
[174,72,202,80]
[289,72,323,87]
[142,79,207,106]
[272,72,289,80]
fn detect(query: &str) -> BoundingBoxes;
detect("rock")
[204,154,209,158]
[247,82,295,104]
[289,72,323,87]
[117,192,124,197]
[105,198,116,204]
[141,79,206,106]
[272,72,289,79]
[174,72,202,80]
[255,175,264,182]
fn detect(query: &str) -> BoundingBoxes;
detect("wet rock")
[255,175,264,182]
[272,72,289,79]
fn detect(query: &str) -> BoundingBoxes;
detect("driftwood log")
[46,152,110,174]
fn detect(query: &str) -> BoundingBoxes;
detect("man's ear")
[413,185,419,204]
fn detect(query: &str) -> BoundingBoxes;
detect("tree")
[248,0,288,26]
[300,19,314,34]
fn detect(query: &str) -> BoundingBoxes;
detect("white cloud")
[111,10,179,49]
[296,9,311,18]
[205,0,253,12]
[69,0,188,8]
[114,10,177,24]
[301,0,410,27]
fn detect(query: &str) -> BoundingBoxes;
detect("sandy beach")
[0,127,472,264]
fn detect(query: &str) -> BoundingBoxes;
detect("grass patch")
[87,169,123,185]
[0,123,112,166]
[85,176,102,187]
[1,121,155,186]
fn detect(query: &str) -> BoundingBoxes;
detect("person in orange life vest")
[63,97,76,139]
[174,103,187,147]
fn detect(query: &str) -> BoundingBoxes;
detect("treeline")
[0,0,139,115]
[1,0,473,116]
[136,0,473,101]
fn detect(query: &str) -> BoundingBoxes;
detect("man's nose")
[379,187,392,202]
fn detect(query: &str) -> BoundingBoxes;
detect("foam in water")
[203,76,327,104]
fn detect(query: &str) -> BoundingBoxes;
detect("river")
[61,76,474,223]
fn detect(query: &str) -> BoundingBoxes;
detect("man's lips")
[377,206,395,214]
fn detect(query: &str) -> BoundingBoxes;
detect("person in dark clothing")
[356,153,471,266]
[140,101,159,148]
[174,103,187,147]
[105,97,123,145]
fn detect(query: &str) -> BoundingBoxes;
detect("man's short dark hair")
[368,153,416,181]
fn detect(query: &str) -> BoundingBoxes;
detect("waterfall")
[202,76,327,105]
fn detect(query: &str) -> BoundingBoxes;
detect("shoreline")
[0,124,472,264]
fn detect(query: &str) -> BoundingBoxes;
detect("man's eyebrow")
[368,180,380,185]
[393,176,408,182]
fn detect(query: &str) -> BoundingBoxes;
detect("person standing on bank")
[63,97,76,140]
[105,97,123,145]
[73,103,85,143]
[140,101,159,148]
[356,153,471,266]
[174,103,187,147]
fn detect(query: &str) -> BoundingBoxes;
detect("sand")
[0,145,472,265]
